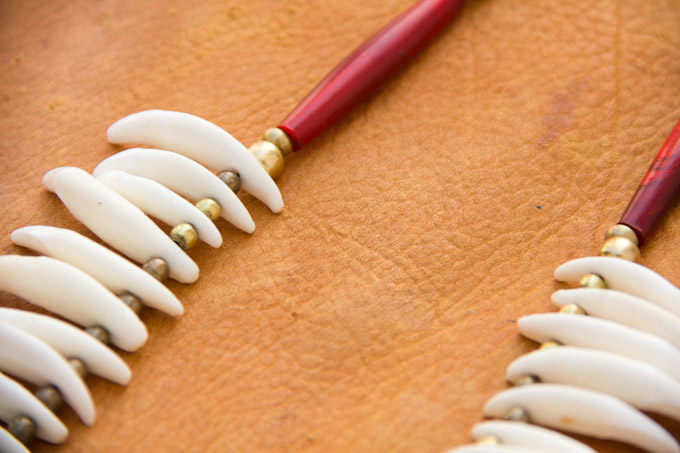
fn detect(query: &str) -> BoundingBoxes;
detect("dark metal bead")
[503,406,531,423]
[34,385,63,411]
[217,169,241,193]
[8,415,36,445]
[514,375,540,386]
[86,325,110,345]
[69,358,89,379]
[120,292,143,315]
[143,257,169,282]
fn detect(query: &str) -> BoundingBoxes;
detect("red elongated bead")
[620,117,680,246]
[279,0,464,150]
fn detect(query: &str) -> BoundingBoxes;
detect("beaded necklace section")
[448,118,680,453]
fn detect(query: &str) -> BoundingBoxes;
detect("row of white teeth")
[0,110,282,452]
[448,256,680,453]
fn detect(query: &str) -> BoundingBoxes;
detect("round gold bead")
[144,257,169,282]
[120,293,143,315]
[170,223,198,251]
[250,140,285,179]
[605,224,639,246]
[217,170,241,194]
[514,374,540,386]
[600,236,641,262]
[540,340,562,350]
[195,197,221,220]
[86,325,110,344]
[35,385,63,411]
[579,273,606,289]
[69,358,89,379]
[559,303,586,315]
[263,127,293,157]
[476,435,499,445]
[8,415,36,445]
[503,406,531,423]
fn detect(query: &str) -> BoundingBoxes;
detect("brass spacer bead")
[539,340,562,350]
[600,236,641,262]
[503,406,531,423]
[120,293,143,315]
[86,325,110,344]
[579,273,606,289]
[35,385,63,412]
[170,222,198,251]
[559,303,586,315]
[217,170,241,194]
[263,127,293,157]
[195,197,221,220]
[250,140,285,179]
[514,374,540,386]
[144,257,169,282]
[8,415,36,445]
[69,357,89,379]
[476,435,499,445]
[605,224,639,246]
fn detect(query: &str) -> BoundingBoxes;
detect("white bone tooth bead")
[0,322,95,426]
[0,255,147,352]
[555,257,680,317]
[444,445,553,453]
[42,167,198,284]
[484,384,680,453]
[0,308,131,385]
[0,425,31,452]
[518,313,680,381]
[507,346,680,420]
[471,421,595,453]
[552,288,680,349]
[93,148,255,233]
[11,225,183,317]
[0,371,67,444]
[96,170,222,248]
[106,109,284,213]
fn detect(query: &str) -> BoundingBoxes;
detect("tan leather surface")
[1,0,680,452]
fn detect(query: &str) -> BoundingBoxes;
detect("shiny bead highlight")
[559,303,586,315]
[120,293,143,315]
[69,358,89,379]
[143,257,169,282]
[476,435,499,445]
[35,385,63,411]
[503,406,531,423]
[579,273,606,289]
[170,223,198,251]
[86,325,110,344]
[8,415,36,445]
[540,340,562,350]
[250,140,284,179]
[600,236,641,262]
[217,170,241,194]
[605,224,639,246]
[514,375,539,386]
[195,198,221,220]
[263,128,293,157]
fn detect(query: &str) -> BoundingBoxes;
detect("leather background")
[1,1,680,452]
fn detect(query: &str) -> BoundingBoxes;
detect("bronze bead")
[69,358,89,379]
[86,325,110,344]
[8,415,36,445]
[249,140,284,179]
[476,435,499,445]
[120,293,143,315]
[605,224,639,246]
[143,257,169,282]
[514,374,540,386]
[217,170,241,194]
[559,303,586,315]
[35,385,63,411]
[600,236,641,262]
[195,197,221,220]
[539,340,562,350]
[263,127,293,157]
[579,273,606,289]
[170,222,198,251]
[503,406,531,423]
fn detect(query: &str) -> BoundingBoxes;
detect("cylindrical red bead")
[279,0,464,150]
[619,117,680,246]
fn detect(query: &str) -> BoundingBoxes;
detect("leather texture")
[1,1,679,452]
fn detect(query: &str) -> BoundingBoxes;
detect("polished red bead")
[279,0,464,150]
[619,117,680,246]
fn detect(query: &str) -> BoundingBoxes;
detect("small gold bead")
[579,273,606,289]
[8,415,36,445]
[559,303,586,315]
[503,406,531,423]
[144,257,169,282]
[475,435,499,445]
[170,222,198,251]
[120,293,143,315]
[35,385,63,411]
[514,374,540,386]
[86,325,110,344]
[263,127,293,157]
[195,197,221,220]
[600,236,641,262]
[217,170,241,193]
[605,224,639,246]
[540,340,562,350]
[250,140,285,179]
[69,358,89,379]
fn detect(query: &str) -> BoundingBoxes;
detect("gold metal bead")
[263,127,293,157]
[514,374,540,386]
[35,385,63,411]
[250,140,284,179]
[540,340,562,350]
[559,303,586,315]
[600,236,641,262]
[120,293,143,315]
[170,222,198,251]
[69,358,89,379]
[503,406,531,423]
[143,257,169,282]
[476,435,499,445]
[86,325,110,344]
[579,273,606,289]
[195,197,221,220]
[217,170,241,194]
[605,224,639,246]
[8,415,36,445]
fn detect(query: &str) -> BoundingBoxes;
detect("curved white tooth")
[471,421,595,453]
[484,384,680,453]
[552,288,680,348]
[93,148,255,233]
[96,170,222,248]
[445,446,552,453]
[0,308,131,385]
[518,313,680,381]
[0,425,31,452]
[0,322,95,426]
[0,255,147,352]
[11,225,183,316]
[106,109,284,213]
[555,256,680,317]
[0,371,68,444]
[43,167,198,283]
[507,347,680,420]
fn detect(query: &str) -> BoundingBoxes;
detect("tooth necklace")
[449,118,680,453]
[0,0,463,451]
